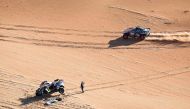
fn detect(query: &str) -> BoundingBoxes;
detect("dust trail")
[147,32,190,42]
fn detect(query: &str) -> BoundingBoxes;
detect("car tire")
[134,33,140,38]
[36,92,41,96]
[123,33,129,39]
[59,87,64,94]
[36,89,42,96]
[140,35,145,40]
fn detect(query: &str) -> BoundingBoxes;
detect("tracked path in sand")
[0,23,190,109]
[0,23,189,50]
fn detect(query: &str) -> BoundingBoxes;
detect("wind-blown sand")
[0,0,190,109]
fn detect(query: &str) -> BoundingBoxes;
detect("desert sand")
[0,0,190,109]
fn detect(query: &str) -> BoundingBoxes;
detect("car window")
[135,28,141,32]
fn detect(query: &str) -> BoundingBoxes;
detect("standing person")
[80,81,85,93]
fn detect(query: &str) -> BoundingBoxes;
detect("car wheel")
[140,35,145,40]
[36,91,41,96]
[123,33,129,39]
[59,87,64,94]
[36,89,42,96]
[134,33,140,38]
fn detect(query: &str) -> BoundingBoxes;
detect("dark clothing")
[80,81,84,93]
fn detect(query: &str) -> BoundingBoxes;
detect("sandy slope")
[0,0,190,109]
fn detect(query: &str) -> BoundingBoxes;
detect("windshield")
[55,81,64,87]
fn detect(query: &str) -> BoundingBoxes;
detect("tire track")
[0,25,119,38]
[0,34,188,50]
[109,6,170,23]
[0,23,121,34]
[0,69,43,108]
[1,23,189,48]
[1,23,190,43]
[0,35,106,46]
[67,66,190,97]
[0,36,181,50]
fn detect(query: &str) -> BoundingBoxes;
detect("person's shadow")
[108,37,143,48]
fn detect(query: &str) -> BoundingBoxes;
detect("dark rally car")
[123,26,150,40]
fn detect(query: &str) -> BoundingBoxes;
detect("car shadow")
[19,94,59,105]
[147,39,190,48]
[19,91,84,106]
[108,37,144,48]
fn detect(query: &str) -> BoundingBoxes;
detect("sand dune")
[0,0,190,109]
